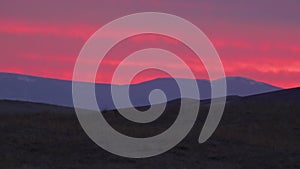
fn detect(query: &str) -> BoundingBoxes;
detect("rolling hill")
[0,87,299,169]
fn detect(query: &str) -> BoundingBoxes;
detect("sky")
[0,0,299,88]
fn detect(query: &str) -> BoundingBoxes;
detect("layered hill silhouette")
[0,72,281,109]
[0,87,299,169]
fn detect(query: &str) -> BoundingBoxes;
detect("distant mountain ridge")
[0,72,281,109]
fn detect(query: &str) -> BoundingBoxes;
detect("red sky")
[0,0,299,88]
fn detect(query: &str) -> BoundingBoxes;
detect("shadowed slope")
[0,88,299,168]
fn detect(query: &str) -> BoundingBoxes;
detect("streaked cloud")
[0,0,299,88]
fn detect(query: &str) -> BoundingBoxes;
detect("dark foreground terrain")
[0,88,299,169]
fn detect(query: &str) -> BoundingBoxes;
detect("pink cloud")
[0,0,299,89]
[0,20,96,40]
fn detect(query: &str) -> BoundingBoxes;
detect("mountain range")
[0,72,281,109]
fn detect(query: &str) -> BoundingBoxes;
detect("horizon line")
[0,71,284,89]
